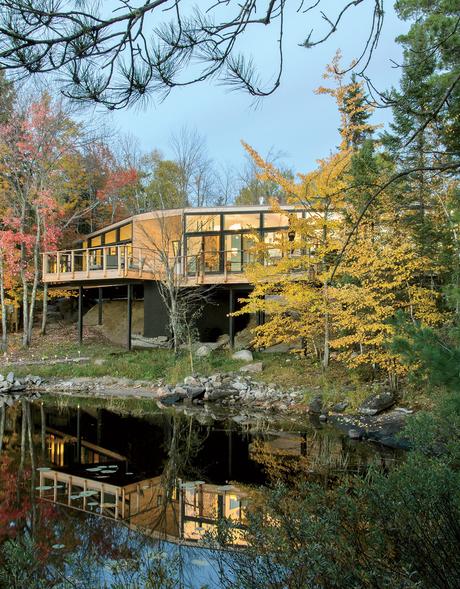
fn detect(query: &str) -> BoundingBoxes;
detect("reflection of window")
[186,215,221,232]
[263,212,290,228]
[119,224,132,241]
[90,235,102,247]
[224,213,260,230]
[172,240,180,256]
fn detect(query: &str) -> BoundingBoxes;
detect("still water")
[0,397,397,588]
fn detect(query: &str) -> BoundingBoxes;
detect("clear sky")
[101,1,408,176]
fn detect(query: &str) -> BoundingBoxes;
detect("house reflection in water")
[40,427,249,545]
[38,466,248,545]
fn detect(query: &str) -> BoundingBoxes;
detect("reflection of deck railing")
[42,245,315,284]
[37,469,248,545]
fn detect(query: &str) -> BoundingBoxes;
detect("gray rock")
[185,386,205,400]
[359,391,395,416]
[308,396,323,414]
[0,374,4,382]
[6,372,14,384]
[348,428,363,440]
[205,387,238,401]
[158,393,184,406]
[195,344,212,358]
[174,386,188,396]
[332,400,349,413]
[239,362,263,373]
[319,414,328,422]
[232,350,253,362]
[184,376,200,386]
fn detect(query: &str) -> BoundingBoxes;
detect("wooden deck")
[42,246,254,286]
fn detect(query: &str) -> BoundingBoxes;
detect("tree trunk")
[41,282,48,335]
[19,398,27,473]
[0,405,5,453]
[0,253,7,352]
[40,402,46,459]
[25,207,42,346]
[322,283,330,370]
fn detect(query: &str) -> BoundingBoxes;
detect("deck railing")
[42,244,312,283]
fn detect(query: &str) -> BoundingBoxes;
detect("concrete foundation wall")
[143,281,170,338]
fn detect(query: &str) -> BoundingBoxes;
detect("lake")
[0,396,399,588]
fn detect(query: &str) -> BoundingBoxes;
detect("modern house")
[42,205,305,348]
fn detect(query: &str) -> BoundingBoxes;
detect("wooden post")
[121,489,126,519]
[229,288,235,349]
[100,485,104,516]
[127,284,132,351]
[86,250,90,278]
[78,286,83,345]
[54,472,58,502]
[117,245,121,276]
[56,252,61,279]
[98,287,103,326]
[42,253,48,276]
[71,251,75,278]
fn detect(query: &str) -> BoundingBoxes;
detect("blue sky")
[105,2,408,175]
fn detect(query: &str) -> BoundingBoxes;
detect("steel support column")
[127,284,132,351]
[229,288,235,348]
[98,287,103,326]
[78,285,83,344]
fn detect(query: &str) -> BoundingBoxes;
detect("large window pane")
[186,214,221,233]
[203,235,220,272]
[225,234,242,272]
[264,231,283,263]
[263,212,290,228]
[186,236,202,274]
[223,213,260,231]
[119,224,132,241]
[105,229,117,244]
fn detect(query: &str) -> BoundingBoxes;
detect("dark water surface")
[0,397,398,588]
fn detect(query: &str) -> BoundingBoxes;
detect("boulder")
[185,386,205,401]
[232,350,253,362]
[239,362,263,373]
[308,395,323,414]
[359,391,395,416]
[332,400,349,413]
[204,387,238,402]
[195,345,212,358]
[184,376,201,386]
[158,393,184,406]
[6,372,14,384]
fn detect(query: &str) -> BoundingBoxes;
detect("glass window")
[264,231,283,263]
[119,224,132,241]
[263,212,290,228]
[90,235,101,247]
[203,235,220,273]
[105,229,117,244]
[224,213,260,231]
[186,214,221,233]
[186,236,202,274]
[225,234,242,272]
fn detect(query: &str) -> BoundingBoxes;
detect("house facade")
[42,205,305,347]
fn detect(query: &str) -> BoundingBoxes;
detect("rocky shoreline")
[0,370,412,449]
